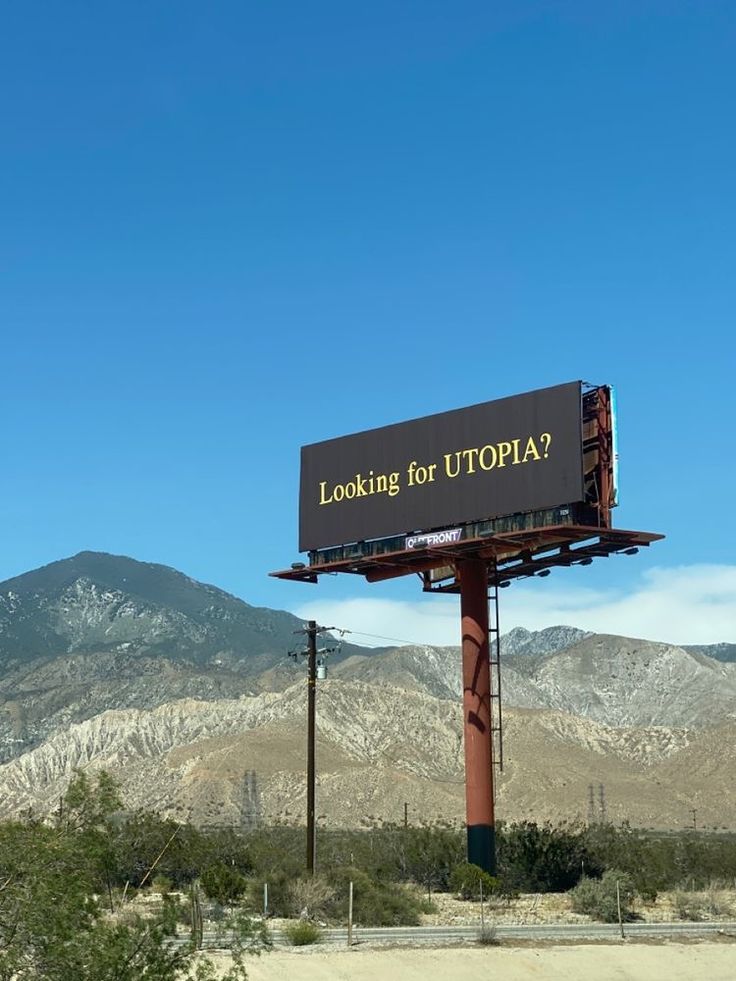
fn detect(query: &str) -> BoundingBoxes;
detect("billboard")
[299,381,584,552]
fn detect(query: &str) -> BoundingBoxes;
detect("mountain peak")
[502,625,592,658]
[0,552,307,667]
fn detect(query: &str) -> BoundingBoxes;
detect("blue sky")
[1,1,734,644]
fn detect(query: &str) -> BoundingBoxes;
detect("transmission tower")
[598,783,607,824]
[587,784,597,825]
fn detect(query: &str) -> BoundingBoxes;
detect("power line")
[334,627,441,647]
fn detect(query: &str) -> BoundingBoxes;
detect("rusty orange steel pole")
[458,558,496,874]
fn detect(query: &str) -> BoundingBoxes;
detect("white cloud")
[294,564,736,648]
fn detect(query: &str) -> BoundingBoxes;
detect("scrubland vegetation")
[1,771,735,977]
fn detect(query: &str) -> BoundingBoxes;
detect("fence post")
[190,883,203,949]
[616,880,625,939]
[347,880,354,947]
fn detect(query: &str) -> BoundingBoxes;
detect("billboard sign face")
[299,381,584,552]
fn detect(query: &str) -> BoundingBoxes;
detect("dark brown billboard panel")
[299,381,584,552]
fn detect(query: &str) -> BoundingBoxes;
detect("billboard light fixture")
[623,547,639,556]
[577,557,593,566]
[536,569,551,578]
[291,562,306,570]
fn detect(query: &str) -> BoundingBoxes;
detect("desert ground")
[202,941,736,981]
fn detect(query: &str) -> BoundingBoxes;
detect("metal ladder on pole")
[488,566,504,792]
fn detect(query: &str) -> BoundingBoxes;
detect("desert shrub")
[356,882,421,926]
[499,821,596,892]
[583,823,667,899]
[703,888,734,917]
[109,813,216,888]
[0,792,260,981]
[449,863,501,901]
[327,867,422,926]
[569,870,636,923]
[418,895,438,914]
[289,875,336,920]
[249,872,294,918]
[582,825,736,893]
[636,880,658,904]
[477,924,500,945]
[242,826,303,879]
[674,888,733,921]
[200,863,248,905]
[674,890,705,921]
[283,920,323,946]
[399,824,465,893]
[151,874,172,895]
[298,823,464,893]
[207,901,228,924]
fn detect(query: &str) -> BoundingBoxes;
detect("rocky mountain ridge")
[685,642,736,663]
[334,634,736,728]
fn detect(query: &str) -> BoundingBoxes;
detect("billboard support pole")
[458,558,496,874]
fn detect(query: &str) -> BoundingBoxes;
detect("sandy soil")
[201,942,736,981]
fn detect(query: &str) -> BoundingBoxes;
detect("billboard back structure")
[300,381,586,552]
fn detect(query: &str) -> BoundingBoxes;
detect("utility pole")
[290,621,337,875]
[691,808,697,831]
[306,622,318,874]
[404,802,409,829]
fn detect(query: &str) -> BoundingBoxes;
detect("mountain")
[684,642,736,663]
[334,634,736,729]
[0,552,369,761]
[0,550,354,666]
[505,633,736,728]
[500,625,592,657]
[0,551,734,830]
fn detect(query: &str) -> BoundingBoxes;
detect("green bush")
[283,920,323,946]
[449,863,500,901]
[200,863,248,905]
[327,868,422,926]
[569,870,636,923]
[499,821,596,893]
